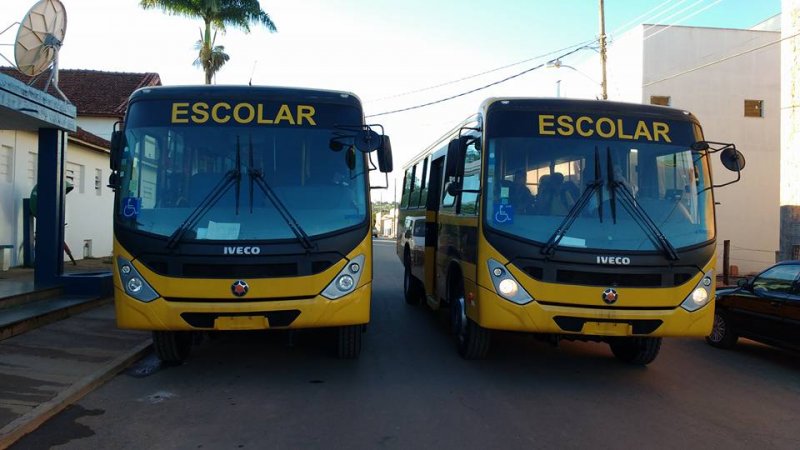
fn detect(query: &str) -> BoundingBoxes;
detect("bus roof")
[127,85,364,108]
[480,97,699,124]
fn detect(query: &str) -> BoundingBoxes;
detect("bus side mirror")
[110,130,125,172]
[445,180,462,197]
[445,137,466,178]
[720,148,746,172]
[377,135,393,173]
[107,172,120,192]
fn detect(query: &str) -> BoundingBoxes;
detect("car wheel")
[337,325,362,359]
[608,337,661,365]
[153,331,192,364]
[705,311,738,349]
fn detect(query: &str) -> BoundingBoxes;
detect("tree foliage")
[140,0,277,84]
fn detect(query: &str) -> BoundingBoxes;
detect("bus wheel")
[705,311,738,349]
[452,294,490,359]
[403,254,422,305]
[608,337,661,365]
[337,325,362,359]
[153,331,192,364]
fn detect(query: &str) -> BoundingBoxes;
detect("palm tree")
[194,30,230,84]
[140,0,277,84]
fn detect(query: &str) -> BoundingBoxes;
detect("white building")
[555,24,781,274]
[0,69,161,267]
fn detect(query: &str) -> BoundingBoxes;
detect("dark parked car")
[706,260,800,351]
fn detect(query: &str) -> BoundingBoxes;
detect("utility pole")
[599,0,608,100]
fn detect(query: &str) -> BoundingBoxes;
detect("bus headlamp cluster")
[117,256,159,303]
[487,259,533,305]
[322,255,365,300]
[680,269,714,312]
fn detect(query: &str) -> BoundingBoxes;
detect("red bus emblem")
[231,280,249,297]
[602,288,618,304]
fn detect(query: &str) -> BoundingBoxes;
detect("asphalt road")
[13,240,800,449]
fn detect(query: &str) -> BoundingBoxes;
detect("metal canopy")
[0,72,75,131]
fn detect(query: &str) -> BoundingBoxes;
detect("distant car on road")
[706,260,800,351]
[372,227,379,238]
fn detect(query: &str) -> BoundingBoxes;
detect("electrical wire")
[643,0,725,42]
[608,0,678,36]
[644,30,800,87]
[365,45,592,118]
[365,39,597,104]
[642,0,709,34]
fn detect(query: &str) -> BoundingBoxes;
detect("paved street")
[12,240,800,449]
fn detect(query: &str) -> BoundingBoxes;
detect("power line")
[609,0,678,36]
[643,0,724,42]
[642,0,709,34]
[365,45,591,118]
[365,39,597,104]
[644,30,800,87]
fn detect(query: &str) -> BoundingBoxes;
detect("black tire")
[449,279,490,359]
[705,311,738,349]
[337,325,362,359]
[608,337,662,365]
[153,331,192,364]
[403,252,423,306]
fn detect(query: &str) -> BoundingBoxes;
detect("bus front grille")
[520,263,697,288]
[138,255,338,278]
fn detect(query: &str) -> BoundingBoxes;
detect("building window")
[744,100,763,118]
[650,96,670,106]
[65,162,85,193]
[793,245,800,260]
[28,152,37,183]
[0,145,12,183]
[95,168,103,195]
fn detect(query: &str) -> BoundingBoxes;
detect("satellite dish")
[13,0,68,100]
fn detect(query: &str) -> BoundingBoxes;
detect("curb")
[0,297,111,341]
[0,339,153,449]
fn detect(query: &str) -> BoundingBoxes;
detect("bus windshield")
[484,111,714,252]
[116,100,368,242]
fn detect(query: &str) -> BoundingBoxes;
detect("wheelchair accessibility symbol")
[494,204,514,224]
[122,197,141,219]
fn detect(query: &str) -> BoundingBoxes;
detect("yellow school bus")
[109,86,392,361]
[397,98,744,364]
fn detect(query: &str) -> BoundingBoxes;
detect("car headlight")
[117,256,159,302]
[487,259,533,305]
[322,254,365,300]
[680,269,714,312]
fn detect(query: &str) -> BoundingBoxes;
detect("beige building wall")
[0,130,114,267]
[641,25,781,274]
[78,116,117,141]
[780,0,800,260]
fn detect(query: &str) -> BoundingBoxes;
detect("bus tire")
[337,325,362,359]
[705,311,738,349]
[153,331,192,364]
[403,250,422,305]
[608,337,661,365]
[450,286,490,359]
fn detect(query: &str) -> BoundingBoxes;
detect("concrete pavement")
[0,303,150,448]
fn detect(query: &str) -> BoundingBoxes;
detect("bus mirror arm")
[694,141,745,193]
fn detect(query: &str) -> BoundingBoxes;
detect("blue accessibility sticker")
[122,197,141,218]
[493,204,514,224]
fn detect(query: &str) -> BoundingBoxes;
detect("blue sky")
[0,0,782,196]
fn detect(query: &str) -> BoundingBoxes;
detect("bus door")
[425,156,445,302]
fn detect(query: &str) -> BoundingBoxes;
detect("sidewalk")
[0,303,150,448]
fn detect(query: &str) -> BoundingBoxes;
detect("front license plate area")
[214,315,268,330]
[582,321,632,336]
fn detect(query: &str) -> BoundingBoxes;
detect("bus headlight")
[487,259,533,305]
[322,254,365,300]
[680,270,714,312]
[117,256,159,303]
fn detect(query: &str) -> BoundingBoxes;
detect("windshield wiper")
[166,145,241,249]
[542,148,604,256]
[247,139,314,251]
[605,148,679,261]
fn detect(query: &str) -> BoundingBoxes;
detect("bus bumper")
[114,283,371,331]
[474,286,713,338]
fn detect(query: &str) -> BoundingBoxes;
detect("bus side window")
[460,140,481,215]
